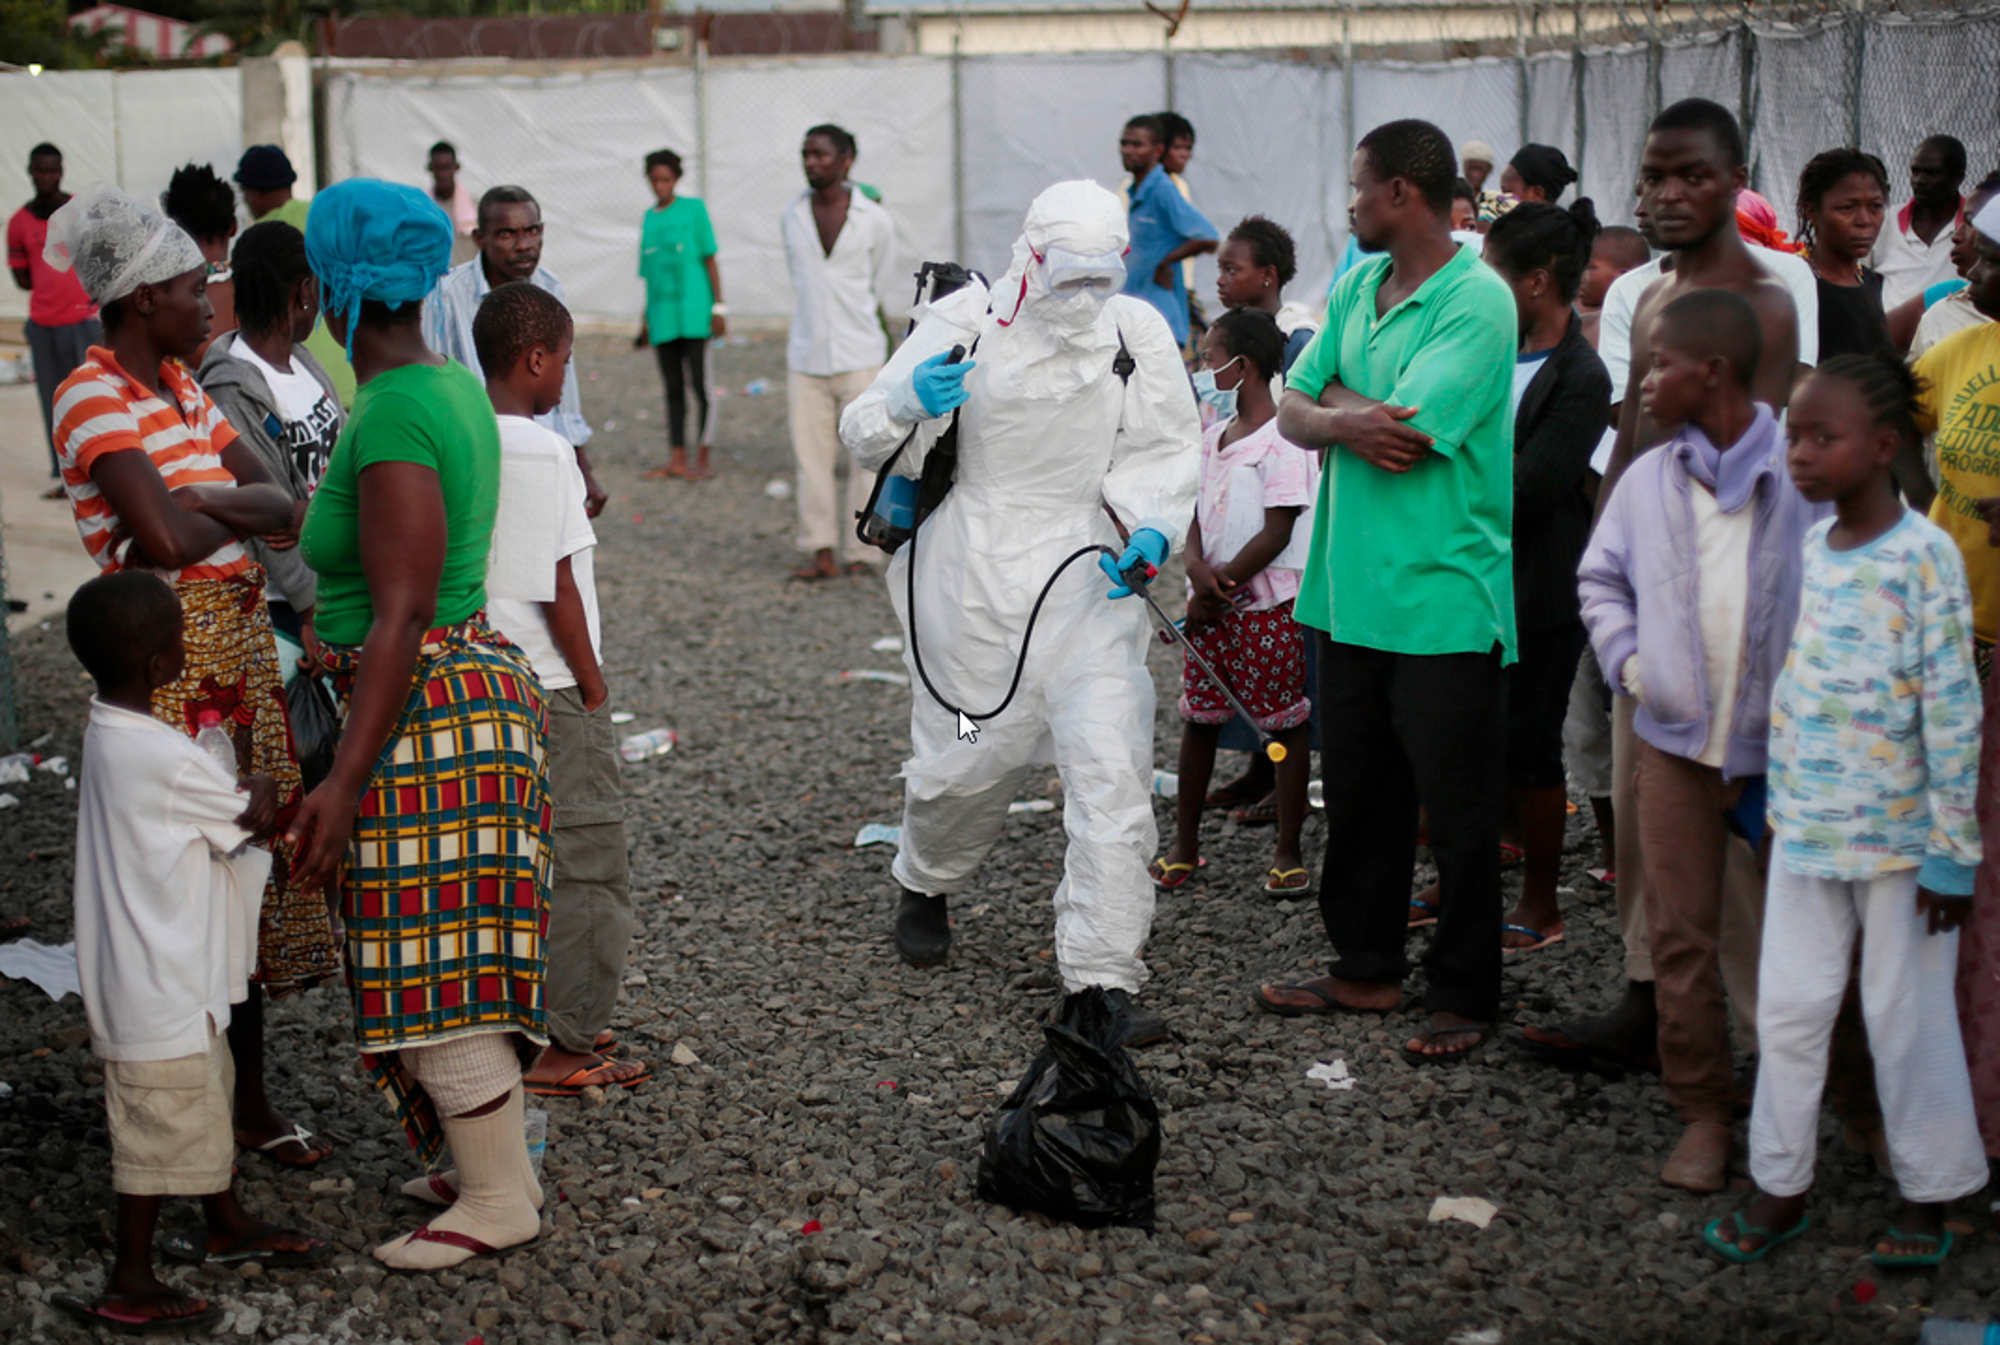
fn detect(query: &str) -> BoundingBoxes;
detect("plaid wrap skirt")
[323,617,552,1164]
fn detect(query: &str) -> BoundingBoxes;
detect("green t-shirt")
[639,196,719,345]
[300,361,499,646]
[260,197,358,409]
[1285,244,1518,661]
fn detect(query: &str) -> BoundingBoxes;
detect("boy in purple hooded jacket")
[1577,288,1821,1193]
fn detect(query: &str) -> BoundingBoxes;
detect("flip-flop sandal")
[525,1053,654,1098]
[379,1224,534,1274]
[1407,896,1439,928]
[1261,867,1313,896]
[1251,979,1402,1018]
[160,1228,332,1268]
[51,1291,223,1335]
[1501,922,1566,953]
[1497,841,1525,869]
[242,1121,332,1169]
[593,1030,622,1056]
[1399,1024,1490,1066]
[1149,857,1206,890]
[1869,1227,1955,1269]
[1701,1210,1811,1264]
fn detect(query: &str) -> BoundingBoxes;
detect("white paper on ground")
[854,823,902,849]
[1427,1195,1499,1229]
[1305,1058,1354,1091]
[0,938,82,1001]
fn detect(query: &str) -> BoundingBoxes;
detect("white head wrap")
[1973,193,2000,249]
[42,185,206,307]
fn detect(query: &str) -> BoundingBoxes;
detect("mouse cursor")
[956,711,980,744]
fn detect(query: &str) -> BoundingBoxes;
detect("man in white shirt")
[1871,134,1966,311]
[783,123,903,581]
[422,185,605,516]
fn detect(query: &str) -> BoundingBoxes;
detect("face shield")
[1024,246,1125,332]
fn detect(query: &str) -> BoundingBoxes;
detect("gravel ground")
[2,328,1998,1344]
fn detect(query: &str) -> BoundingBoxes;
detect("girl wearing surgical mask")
[1152,308,1319,898]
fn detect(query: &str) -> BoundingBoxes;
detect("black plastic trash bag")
[975,987,1161,1230]
[285,671,341,792]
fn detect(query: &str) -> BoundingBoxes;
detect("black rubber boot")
[1102,989,1169,1049]
[894,888,950,966]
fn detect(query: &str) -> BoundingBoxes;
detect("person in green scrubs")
[633,148,724,480]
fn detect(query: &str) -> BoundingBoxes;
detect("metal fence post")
[951,32,966,263]
[0,533,15,753]
[1164,45,1175,111]
[1848,2,1866,149]
[1515,1,1530,149]
[1738,18,1759,194]
[694,32,710,203]
[1571,1,1587,191]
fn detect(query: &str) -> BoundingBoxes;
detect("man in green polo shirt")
[1250,119,1517,1065]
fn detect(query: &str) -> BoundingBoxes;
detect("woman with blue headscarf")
[286,180,552,1272]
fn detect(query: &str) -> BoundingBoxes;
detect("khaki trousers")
[1635,739,1769,1124]
[788,368,880,557]
[542,686,634,1056]
[1611,697,1763,1049]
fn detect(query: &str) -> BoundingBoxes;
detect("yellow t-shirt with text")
[1919,321,2000,641]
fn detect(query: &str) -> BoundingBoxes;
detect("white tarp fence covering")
[0,67,242,321]
[1,9,1996,325]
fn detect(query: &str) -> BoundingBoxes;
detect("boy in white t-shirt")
[473,282,648,1101]
[56,572,326,1335]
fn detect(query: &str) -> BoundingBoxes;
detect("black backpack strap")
[1113,327,1134,383]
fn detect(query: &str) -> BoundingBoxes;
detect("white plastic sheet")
[114,68,243,218]
[1578,45,1652,226]
[1177,53,1342,313]
[959,52,1166,282]
[1523,51,1578,188]
[325,66,699,326]
[1752,19,1858,224]
[704,55,952,326]
[1352,57,1520,182]
[1859,15,1986,200]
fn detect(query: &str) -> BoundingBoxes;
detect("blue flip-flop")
[1701,1210,1811,1264]
[1869,1226,1954,1269]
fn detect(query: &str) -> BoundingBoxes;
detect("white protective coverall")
[839,181,1200,994]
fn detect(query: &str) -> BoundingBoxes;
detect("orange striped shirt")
[53,346,251,583]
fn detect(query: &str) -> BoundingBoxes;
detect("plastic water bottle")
[619,728,678,763]
[523,1107,548,1179]
[1151,770,1179,798]
[1920,1321,2000,1344]
[195,710,236,775]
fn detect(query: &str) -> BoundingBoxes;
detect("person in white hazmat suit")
[839,181,1200,1046]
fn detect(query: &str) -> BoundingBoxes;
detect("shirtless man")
[1519,98,1802,1084]
[1602,98,1801,498]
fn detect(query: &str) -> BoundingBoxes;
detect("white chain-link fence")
[319,1,2000,324]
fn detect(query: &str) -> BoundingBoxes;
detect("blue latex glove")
[1100,527,1170,599]
[912,351,976,418]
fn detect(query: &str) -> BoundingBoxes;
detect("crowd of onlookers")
[9,86,2000,1329]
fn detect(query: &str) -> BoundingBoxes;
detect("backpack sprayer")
[852,262,1285,765]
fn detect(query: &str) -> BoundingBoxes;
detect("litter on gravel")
[838,669,909,686]
[0,939,81,1001]
[871,636,904,653]
[1305,1058,1354,1091]
[1428,1195,1500,1230]
[855,823,902,848]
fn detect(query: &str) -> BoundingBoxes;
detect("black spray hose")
[904,513,1110,730]
[903,522,1287,763]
